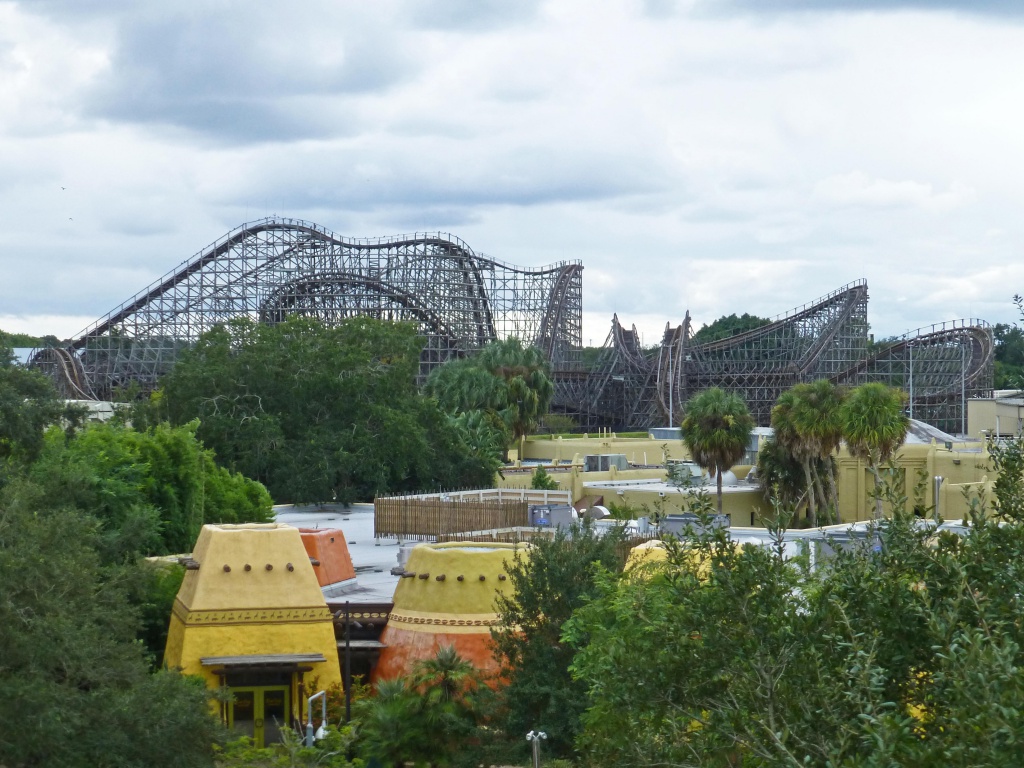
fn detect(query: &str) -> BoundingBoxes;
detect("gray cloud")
[404,0,544,30]
[71,5,416,142]
[3,0,1024,343]
[222,143,674,216]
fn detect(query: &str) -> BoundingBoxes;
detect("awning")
[200,653,327,671]
[337,639,387,651]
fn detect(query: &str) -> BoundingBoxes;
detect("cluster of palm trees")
[682,382,910,525]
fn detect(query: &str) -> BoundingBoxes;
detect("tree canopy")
[0,346,77,476]
[491,522,628,759]
[682,387,755,514]
[0,483,223,767]
[691,313,771,344]
[566,461,1024,767]
[770,380,845,526]
[424,337,554,454]
[161,316,496,503]
[26,421,272,557]
[994,320,1024,389]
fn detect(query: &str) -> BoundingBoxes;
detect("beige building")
[506,431,993,526]
[968,391,1024,439]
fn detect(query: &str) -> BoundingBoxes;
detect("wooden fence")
[374,497,530,540]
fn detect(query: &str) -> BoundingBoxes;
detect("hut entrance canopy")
[202,653,326,747]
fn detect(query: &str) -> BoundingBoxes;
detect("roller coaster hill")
[31,217,993,436]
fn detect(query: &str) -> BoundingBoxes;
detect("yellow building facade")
[164,523,342,746]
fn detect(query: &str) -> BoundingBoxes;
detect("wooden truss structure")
[34,217,583,400]
[574,280,993,435]
[34,221,992,436]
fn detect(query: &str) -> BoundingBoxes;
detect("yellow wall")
[507,436,995,526]
[164,524,341,691]
[521,435,692,465]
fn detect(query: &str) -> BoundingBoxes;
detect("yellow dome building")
[164,524,341,747]
[373,541,526,682]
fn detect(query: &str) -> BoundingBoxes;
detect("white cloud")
[813,171,975,211]
[0,0,1022,343]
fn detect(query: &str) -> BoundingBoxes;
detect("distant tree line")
[0,328,62,348]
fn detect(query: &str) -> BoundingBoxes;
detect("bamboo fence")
[374,496,530,540]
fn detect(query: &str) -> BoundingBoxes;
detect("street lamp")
[305,690,327,747]
[961,341,966,436]
[526,730,548,768]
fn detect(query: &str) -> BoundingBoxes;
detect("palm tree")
[791,380,846,525]
[770,389,818,524]
[682,387,755,515]
[411,644,480,705]
[477,338,554,449]
[839,383,910,519]
[354,678,431,767]
[425,338,554,458]
[756,435,807,515]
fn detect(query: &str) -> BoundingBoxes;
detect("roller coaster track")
[38,217,582,401]
[30,346,96,400]
[580,280,994,435]
[536,263,583,364]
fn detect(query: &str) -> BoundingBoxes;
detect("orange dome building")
[373,541,527,682]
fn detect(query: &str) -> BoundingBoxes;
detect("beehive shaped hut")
[300,528,356,597]
[626,539,669,570]
[373,541,526,682]
[164,524,341,746]
[626,539,743,580]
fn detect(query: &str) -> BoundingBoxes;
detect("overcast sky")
[1,0,1022,346]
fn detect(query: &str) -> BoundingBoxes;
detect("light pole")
[305,690,327,747]
[526,730,547,768]
[961,341,966,436]
[668,341,673,428]
[908,341,914,421]
[337,601,363,723]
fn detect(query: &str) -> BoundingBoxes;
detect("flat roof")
[273,502,402,603]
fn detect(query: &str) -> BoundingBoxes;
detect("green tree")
[567,456,1024,767]
[994,321,1024,389]
[492,521,628,759]
[162,316,495,503]
[425,337,554,456]
[840,382,910,518]
[530,465,560,490]
[355,647,488,768]
[0,339,77,479]
[755,435,806,513]
[27,421,272,556]
[993,294,1024,389]
[681,387,755,515]
[691,313,770,344]
[0,328,61,348]
[791,379,845,523]
[770,381,845,526]
[0,483,222,767]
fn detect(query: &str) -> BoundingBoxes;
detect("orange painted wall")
[299,528,356,588]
